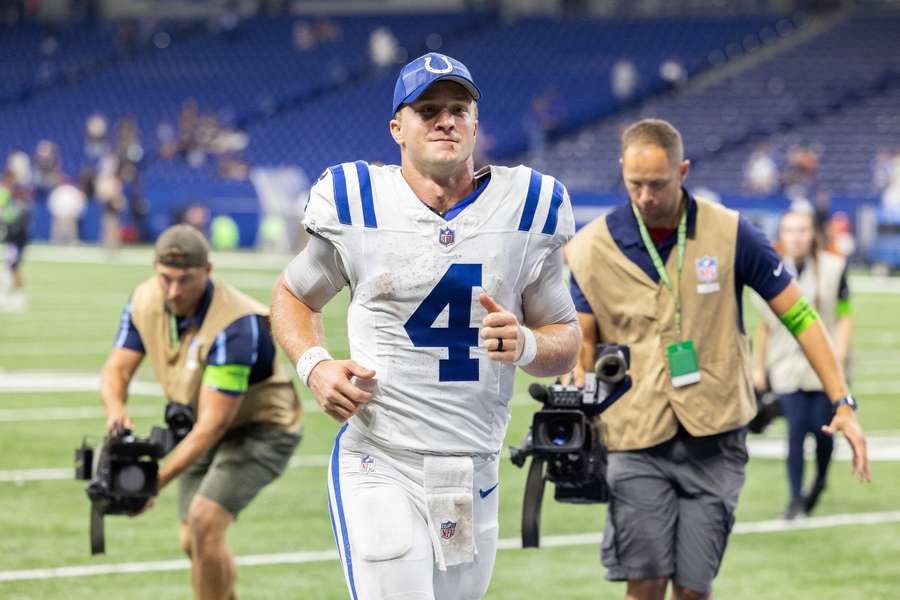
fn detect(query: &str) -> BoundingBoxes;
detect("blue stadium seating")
[530,14,900,196]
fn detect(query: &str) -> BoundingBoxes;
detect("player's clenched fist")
[308,360,376,423]
[479,291,525,363]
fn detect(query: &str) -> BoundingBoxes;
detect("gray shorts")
[601,428,748,595]
[178,423,301,521]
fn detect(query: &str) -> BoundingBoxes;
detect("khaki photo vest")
[758,251,846,394]
[129,276,302,433]
[567,199,756,451]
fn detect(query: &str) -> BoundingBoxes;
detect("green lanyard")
[631,202,687,338]
[169,312,179,352]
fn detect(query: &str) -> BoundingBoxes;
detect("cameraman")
[100,225,302,600]
[564,119,869,600]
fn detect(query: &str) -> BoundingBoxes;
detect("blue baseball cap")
[392,52,481,115]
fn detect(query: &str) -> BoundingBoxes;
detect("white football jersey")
[303,162,574,454]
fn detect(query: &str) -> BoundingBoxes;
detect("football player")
[271,53,580,600]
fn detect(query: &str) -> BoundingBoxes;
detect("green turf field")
[1,246,898,599]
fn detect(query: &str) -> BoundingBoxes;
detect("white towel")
[423,455,475,570]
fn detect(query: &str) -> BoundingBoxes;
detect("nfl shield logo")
[695,256,718,283]
[359,455,375,474]
[440,520,457,540]
[439,227,455,246]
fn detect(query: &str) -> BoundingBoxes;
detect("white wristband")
[514,326,537,367]
[296,346,333,387]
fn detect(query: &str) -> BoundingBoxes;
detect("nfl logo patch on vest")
[440,520,457,539]
[695,256,720,294]
[439,227,455,247]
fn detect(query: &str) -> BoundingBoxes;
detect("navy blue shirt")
[570,192,792,333]
[114,282,275,395]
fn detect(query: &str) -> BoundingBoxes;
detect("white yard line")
[0,373,162,396]
[25,244,293,270]
[6,434,900,484]
[1,510,899,582]
[0,455,331,483]
[0,405,159,422]
[0,371,895,423]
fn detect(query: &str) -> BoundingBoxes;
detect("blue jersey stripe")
[541,179,565,235]
[114,303,132,348]
[518,169,543,231]
[330,424,358,600]
[329,165,352,226]
[215,331,227,364]
[249,315,259,365]
[354,161,377,229]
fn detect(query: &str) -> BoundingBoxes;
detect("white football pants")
[327,424,501,600]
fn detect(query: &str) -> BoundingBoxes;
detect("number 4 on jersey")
[404,263,482,382]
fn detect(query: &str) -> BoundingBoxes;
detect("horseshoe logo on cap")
[424,55,453,74]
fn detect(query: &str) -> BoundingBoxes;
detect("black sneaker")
[783,498,807,520]
[803,477,827,515]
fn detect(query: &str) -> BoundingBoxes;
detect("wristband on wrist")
[514,326,538,367]
[296,346,333,387]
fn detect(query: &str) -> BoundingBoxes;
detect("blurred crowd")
[743,142,900,210]
[0,99,253,250]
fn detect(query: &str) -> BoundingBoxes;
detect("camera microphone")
[528,383,549,403]
[594,350,627,384]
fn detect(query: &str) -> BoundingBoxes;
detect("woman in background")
[753,207,854,520]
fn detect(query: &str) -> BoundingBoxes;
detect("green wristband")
[780,297,820,337]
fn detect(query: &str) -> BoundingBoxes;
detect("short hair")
[621,118,684,165]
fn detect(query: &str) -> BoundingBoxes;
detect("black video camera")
[509,344,631,548]
[75,402,194,554]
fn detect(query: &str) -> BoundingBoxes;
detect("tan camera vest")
[567,198,756,451]
[129,277,302,433]
[757,251,846,394]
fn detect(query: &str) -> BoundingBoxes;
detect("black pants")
[777,391,834,501]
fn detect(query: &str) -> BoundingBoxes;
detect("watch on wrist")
[834,394,858,411]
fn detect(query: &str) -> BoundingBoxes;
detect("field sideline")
[1,245,898,599]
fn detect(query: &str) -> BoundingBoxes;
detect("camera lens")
[116,464,147,494]
[548,418,575,447]
[595,351,626,384]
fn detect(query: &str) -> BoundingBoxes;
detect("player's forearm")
[834,315,853,364]
[521,321,581,377]
[575,313,597,376]
[796,320,849,401]
[769,282,848,401]
[100,359,131,416]
[158,424,226,489]
[271,277,328,364]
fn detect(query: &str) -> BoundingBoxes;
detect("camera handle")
[90,501,106,555]
[521,456,546,549]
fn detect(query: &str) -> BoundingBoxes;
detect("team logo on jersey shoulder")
[440,520,457,539]
[359,454,375,474]
[439,227,455,247]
